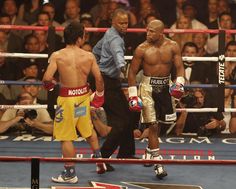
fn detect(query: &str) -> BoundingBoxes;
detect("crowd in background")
[1,0,236,137]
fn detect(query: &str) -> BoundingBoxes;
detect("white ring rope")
[1,52,236,62]
[0,105,235,112]
[0,52,48,59]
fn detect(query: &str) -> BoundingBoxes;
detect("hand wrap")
[43,80,56,91]
[90,90,104,108]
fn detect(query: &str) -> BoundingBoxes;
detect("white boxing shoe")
[52,170,78,184]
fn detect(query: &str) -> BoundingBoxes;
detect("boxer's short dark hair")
[64,21,84,45]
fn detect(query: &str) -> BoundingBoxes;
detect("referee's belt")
[59,84,89,97]
[142,75,170,86]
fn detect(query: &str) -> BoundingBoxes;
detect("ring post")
[217,30,225,112]
[31,158,40,189]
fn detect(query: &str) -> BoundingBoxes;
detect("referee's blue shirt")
[93,27,126,79]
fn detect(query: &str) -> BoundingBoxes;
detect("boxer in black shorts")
[128,20,185,179]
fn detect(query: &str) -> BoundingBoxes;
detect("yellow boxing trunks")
[54,84,93,141]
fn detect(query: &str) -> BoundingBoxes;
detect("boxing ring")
[0,25,236,189]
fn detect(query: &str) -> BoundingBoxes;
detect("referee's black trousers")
[100,75,135,158]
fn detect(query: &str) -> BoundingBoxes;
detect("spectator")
[42,2,63,37]
[22,76,47,104]
[42,2,61,27]
[206,12,235,54]
[154,0,187,28]
[95,1,137,28]
[33,12,64,51]
[218,0,231,14]
[0,47,14,80]
[135,0,158,26]
[225,40,236,80]
[175,89,226,136]
[35,11,51,26]
[93,1,120,42]
[180,42,209,84]
[203,0,219,31]
[10,62,39,101]
[192,33,209,57]
[0,14,23,53]
[80,13,97,46]
[18,0,42,25]
[0,85,11,105]
[62,0,81,27]
[0,47,13,103]
[90,107,111,137]
[170,0,208,32]
[95,1,119,27]
[0,14,23,80]
[15,34,47,80]
[2,0,29,38]
[32,29,48,53]
[0,91,52,135]
[171,15,193,50]
[0,30,8,51]
[89,0,110,24]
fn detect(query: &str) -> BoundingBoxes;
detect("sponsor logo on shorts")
[165,113,177,121]
[150,77,169,85]
[75,106,86,117]
[68,87,88,96]
[55,105,63,123]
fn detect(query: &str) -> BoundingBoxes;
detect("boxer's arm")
[42,52,58,90]
[91,53,104,93]
[128,46,144,87]
[127,46,144,111]
[170,42,185,99]
[90,53,104,108]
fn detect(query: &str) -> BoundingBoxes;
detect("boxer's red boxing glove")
[128,86,143,112]
[90,90,104,108]
[42,80,56,91]
[169,77,185,99]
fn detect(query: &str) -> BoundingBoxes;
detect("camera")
[180,93,197,108]
[24,109,37,120]
[18,109,38,123]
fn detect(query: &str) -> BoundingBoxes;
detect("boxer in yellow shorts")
[43,22,106,184]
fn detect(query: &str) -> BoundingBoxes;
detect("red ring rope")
[0,156,235,165]
[0,25,223,33]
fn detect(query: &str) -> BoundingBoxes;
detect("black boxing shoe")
[154,164,168,179]
[105,163,115,172]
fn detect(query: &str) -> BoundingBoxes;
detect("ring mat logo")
[123,182,203,189]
